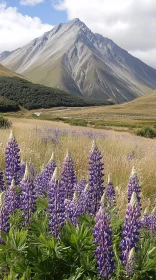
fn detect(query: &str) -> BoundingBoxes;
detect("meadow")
[0,117,156,211]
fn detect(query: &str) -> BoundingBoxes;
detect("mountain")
[1,18,156,103]
[0,64,24,78]
[0,76,108,110]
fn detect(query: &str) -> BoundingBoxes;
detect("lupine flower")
[61,151,76,200]
[106,174,116,208]
[19,160,26,178]
[44,152,56,191]
[5,131,21,186]
[126,248,136,277]
[65,192,82,226]
[80,183,91,214]
[0,170,5,191]
[48,168,65,237]
[35,153,56,197]
[88,140,104,215]
[0,192,9,243]
[5,179,19,215]
[120,192,141,267]
[127,167,141,211]
[93,193,115,279]
[20,164,36,226]
[148,207,156,235]
[74,178,86,197]
[141,207,149,229]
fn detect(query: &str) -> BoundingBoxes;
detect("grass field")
[0,117,156,213]
[6,90,155,134]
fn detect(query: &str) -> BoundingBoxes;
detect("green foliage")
[0,96,20,112]
[0,199,156,279]
[136,126,156,138]
[0,77,110,110]
[0,114,12,128]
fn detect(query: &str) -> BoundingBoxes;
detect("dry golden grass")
[26,90,156,122]
[0,117,156,212]
[0,64,24,79]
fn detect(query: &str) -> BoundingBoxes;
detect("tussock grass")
[0,117,156,212]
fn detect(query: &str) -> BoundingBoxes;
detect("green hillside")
[0,77,111,110]
[0,96,20,112]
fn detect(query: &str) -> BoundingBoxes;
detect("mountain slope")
[0,64,24,78]
[1,18,156,103]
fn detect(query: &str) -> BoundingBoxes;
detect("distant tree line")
[0,77,112,111]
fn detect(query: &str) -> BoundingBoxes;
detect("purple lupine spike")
[5,131,21,186]
[34,165,46,197]
[93,193,115,279]
[34,153,56,197]
[74,177,86,197]
[0,192,9,243]
[106,174,116,208]
[141,207,149,229]
[120,192,141,267]
[88,140,104,215]
[20,164,36,226]
[0,171,5,191]
[48,168,65,237]
[148,207,156,235]
[127,167,141,211]
[80,183,91,214]
[65,191,82,226]
[19,160,26,178]
[126,248,136,277]
[5,179,19,215]
[44,152,57,191]
[61,151,76,200]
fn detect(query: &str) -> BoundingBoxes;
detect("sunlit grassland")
[0,117,156,213]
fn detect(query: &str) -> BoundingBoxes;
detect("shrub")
[0,114,12,129]
[136,126,156,138]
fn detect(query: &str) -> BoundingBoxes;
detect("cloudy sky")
[0,0,156,68]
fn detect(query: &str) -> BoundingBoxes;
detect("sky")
[0,0,156,69]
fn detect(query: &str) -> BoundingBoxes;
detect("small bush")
[136,126,156,138]
[0,114,12,129]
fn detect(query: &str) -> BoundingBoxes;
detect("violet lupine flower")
[88,140,104,215]
[19,160,26,178]
[65,192,82,226]
[106,174,116,208]
[5,131,21,186]
[127,167,141,211]
[0,192,9,243]
[34,166,45,197]
[0,171,5,191]
[44,153,57,192]
[74,178,86,197]
[148,207,156,235]
[120,192,141,267]
[126,248,136,277]
[20,164,36,226]
[141,207,149,229]
[35,153,56,197]
[5,179,19,215]
[61,151,76,200]
[48,168,65,237]
[93,193,115,279]
[80,183,91,214]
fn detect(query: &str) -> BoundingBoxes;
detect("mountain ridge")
[0,18,156,103]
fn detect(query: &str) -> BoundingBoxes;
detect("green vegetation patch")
[0,77,112,110]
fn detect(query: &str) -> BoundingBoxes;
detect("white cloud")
[0,2,53,53]
[54,0,156,68]
[20,0,44,6]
